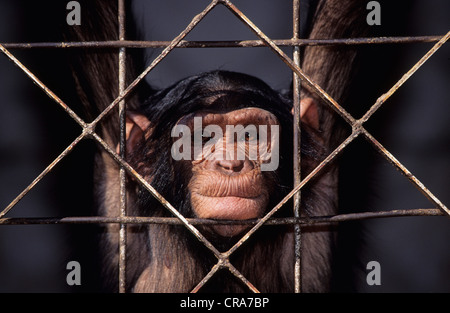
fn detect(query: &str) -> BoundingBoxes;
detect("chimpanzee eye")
[242,132,257,142]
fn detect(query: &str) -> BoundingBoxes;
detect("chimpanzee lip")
[196,192,261,199]
[189,168,264,198]
[191,192,267,221]
[194,176,264,198]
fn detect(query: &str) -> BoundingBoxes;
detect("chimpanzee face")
[172,107,280,237]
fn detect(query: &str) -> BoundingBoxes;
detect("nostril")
[218,159,244,173]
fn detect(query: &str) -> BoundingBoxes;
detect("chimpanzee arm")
[64,0,153,147]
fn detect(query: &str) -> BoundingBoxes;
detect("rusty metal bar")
[225,129,361,258]
[87,1,226,277]
[0,133,85,219]
[0,44,86,129]
[361,128,450,216]
[353,31,450,217]
[359,31,450,124]
[1,208,443,226]
[225,260,260,293]
[221,0,357,128]
[89,131,224,260]
[1,0,229,294]
[302,208,445,223]
[292,0,302,294]
[117,0,127,294]
[2,36,443,50]
[0,0,447,295]
[0,0,222,222]
[222,0,450,224]
[87,0,220,139]
[0,45,91,219]
[191,258,260,293]
[190,262,222,293]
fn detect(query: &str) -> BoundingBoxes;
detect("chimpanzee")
[66,0,368,292]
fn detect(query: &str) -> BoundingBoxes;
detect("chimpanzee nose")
[218,159,245,173]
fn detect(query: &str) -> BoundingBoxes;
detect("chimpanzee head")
[123,71,321,237]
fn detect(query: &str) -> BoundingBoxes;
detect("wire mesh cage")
[0,0,449,293]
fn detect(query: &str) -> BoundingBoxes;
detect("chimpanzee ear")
[115,111,151,155]
[299,97,319,129]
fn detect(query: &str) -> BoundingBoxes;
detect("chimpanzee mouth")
[192,193,266,219]
[193,199,262,238]
[188,170,270,236]
[197,192,262,200]
[192,170,265,198]
[190,192,269,238]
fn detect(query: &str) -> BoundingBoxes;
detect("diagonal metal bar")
[0,1,220,219]
[103,0,222,292]
[225,129,361,258]
[221,0,357,127]
[0,45,89,218]
[361,128,450,216]
[89,132,223,259]
[1,0,224,293]
[88,0,220,131]
[225,260,260,293]
[190,262,222,293]
[360,31,450,124]
[0,44,86,129]
[355,31,450,217]
[190,258,260,293]
[1,0,446,294]
[0,133,85,218]
[223,0,450,224]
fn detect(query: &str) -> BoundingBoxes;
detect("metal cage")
[0,0,449,293]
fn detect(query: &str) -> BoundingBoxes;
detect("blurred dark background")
[0,0,449,292]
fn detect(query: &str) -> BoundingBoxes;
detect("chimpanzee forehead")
[177,107,279,129]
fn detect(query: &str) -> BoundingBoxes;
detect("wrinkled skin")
[184,108,278,237]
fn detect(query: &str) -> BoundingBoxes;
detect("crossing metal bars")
[0,0,449,293]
